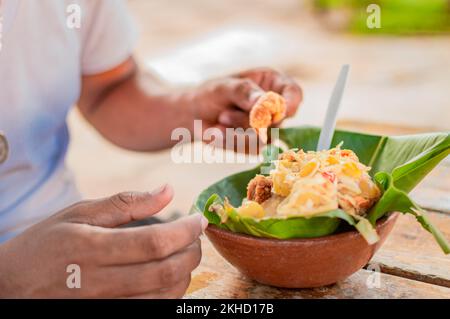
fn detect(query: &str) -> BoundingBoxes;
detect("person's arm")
[78,57,193,151]
[77,57,303,152]
[0,186,206,298]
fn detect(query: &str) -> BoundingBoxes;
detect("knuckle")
[181,220,197,240]
[160,260,180,286]
[236,79,253,96]
[255,67,278,80]
[262,68,278,77]
[110,192,136,212]
[210,79,226,95]
[288,81,303,95]
[147,229,169,259]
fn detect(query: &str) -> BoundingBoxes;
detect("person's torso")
[0,0,83,237]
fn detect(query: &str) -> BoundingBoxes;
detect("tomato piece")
[321,171,336,183]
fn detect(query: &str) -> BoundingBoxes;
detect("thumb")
[221,78,264,112]
[64,185,174,228]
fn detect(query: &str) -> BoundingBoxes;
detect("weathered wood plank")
[186,238,450,299]
[410,164,450,214]
[370,211,450,287]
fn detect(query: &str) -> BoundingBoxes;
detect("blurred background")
[67,0,450,220]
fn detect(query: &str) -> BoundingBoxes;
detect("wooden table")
[185,124,450,299]
[62,0,450,299]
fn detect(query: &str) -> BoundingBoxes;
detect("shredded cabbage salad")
[237,144,381,220]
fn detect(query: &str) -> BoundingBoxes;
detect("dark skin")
[0,56,303,298]
[78,57,302,150]
[0,186,205,298]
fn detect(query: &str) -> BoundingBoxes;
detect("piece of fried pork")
[246,175,273,204]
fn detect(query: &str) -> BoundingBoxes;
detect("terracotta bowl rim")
[206,212,399,245]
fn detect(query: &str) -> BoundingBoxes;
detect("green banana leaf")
[193,126,450,253]
[204,193,380,244]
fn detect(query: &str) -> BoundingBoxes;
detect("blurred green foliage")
[314,0,450,34]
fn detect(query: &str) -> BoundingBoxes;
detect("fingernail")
[200,214,209,231]
[151,184,167,195]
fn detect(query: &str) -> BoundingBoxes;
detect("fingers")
[236,68,268,86]
[218,110,250,128]
[95,241,201,298]
[237,67,285,92]
[217,78,264,112]
[236,68,303,117]
[90,213,207,265]
[280,81,303,117]
[62,185,174,228]
[214,68,302,128]
[211,124,261,155]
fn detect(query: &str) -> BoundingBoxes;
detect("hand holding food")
[190,68,302,137]
[0,186,206,298]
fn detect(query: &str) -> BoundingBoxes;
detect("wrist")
[170,88,199,137]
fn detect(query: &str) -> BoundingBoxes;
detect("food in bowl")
[246,146,381,218]
[196,127,450,287]
[199,127,450,253]
[209,146,384,244]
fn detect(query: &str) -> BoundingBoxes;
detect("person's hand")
[189,67,303,136]
[0,185,207,298]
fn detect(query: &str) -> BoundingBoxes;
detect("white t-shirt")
[0,0,137,242]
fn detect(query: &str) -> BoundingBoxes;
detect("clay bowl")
[205,213,398,288]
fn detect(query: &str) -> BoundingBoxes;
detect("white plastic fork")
[316,64,350,151]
